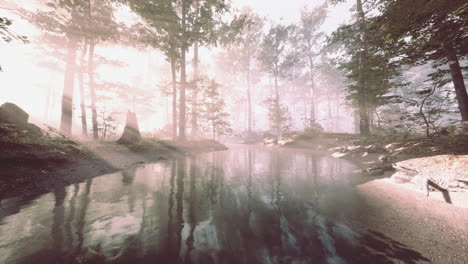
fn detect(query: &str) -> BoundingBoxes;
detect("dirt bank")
[0,138,227,200]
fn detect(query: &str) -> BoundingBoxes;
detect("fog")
[0,0,360,139]
[0,0,465,140]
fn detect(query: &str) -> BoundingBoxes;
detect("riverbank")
[282,133,468,208]
[278,134,468,263]
[0,131,227,199]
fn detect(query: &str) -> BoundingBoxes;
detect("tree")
[178,0,235,141]
[0,16,28,71]
[97,106,118,140]
[294,3,327,125]
[225,9,264,135]
[128,0,181,140]
[31,1,85,136]
[83,0,120,139]
[264,98,292,136]
[258,24,292,135]
[78,38,88,136]
[329,0,372,135]
[198,78,232,140]
[355,0,371,135]
[330,19,403,132]
[371,0,468,121]
[128,0,234,141]
[30,0,118,137]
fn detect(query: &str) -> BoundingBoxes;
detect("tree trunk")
[327,87,332,131]
[213,121,215,140]
[171,58,178,140]
[308,55,316,125]
[79,39,88,137]
[60,35,78,136]
[354,113,360,134]
[274,70,280,135]
[191,41,199,136]
[247,56,252,134]
[444,43,468,121]
[335,92,340,131]
[117,111,142,145]
[179,0,187,141]
[45,85,51,122]
[88,41,98,140]
[356,0,370,135]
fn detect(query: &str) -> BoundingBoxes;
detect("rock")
[1,102,29,124]
[25,124,43,136]
[277,137,294,146]
[0,102,43,136]
[363,167,385,176]
[263,137,277,145]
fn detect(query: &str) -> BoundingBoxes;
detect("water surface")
[0,145,425,263]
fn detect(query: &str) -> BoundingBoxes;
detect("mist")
[1,0,467,263]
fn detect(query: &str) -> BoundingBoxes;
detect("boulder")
[0,102,42,136]
[1,102,29,124]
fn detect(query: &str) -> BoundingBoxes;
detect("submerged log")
[117,111,142,145]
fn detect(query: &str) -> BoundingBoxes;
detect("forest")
[0,0,467,263]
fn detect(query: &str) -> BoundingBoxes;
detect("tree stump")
[117,111,142,145]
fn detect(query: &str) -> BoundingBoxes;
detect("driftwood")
[391,155,468,192]
[117,111,142,145]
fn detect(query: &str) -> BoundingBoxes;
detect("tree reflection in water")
[0,147,429,264]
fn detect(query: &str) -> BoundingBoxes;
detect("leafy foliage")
[0,16,28,71]
[196,78,232,140]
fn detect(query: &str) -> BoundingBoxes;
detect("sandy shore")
[282,140,468,263]
[355,179,468,264]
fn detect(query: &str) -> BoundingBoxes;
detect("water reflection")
[0,146,429,264]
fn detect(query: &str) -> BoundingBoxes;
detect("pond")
[0,145,424,264]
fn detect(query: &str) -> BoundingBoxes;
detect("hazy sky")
[234,0,325,22]
[232,0,354,33]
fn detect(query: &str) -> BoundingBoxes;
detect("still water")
[0,145,417,263]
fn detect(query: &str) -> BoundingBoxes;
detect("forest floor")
[0,125,227,200]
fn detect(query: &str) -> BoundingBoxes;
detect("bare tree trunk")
[78,39,88,137]
[88,41,98,140]
[420,83,437,137]
[45,85,52,122]
[171,58,178,140]
[179,0,187,141]
[304,87,308,130]
[335,93,340,131]
[374,109,381,129]
[354,113,360,134]
[191,41,199,136]
[444,43,468,121]
[247,55,252,134]
[274,72,280,136]
[212,122,215,140]
[356,0,370,135]
[327,87,332,131]
[60,35,78,136]
[308,55,316,125]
